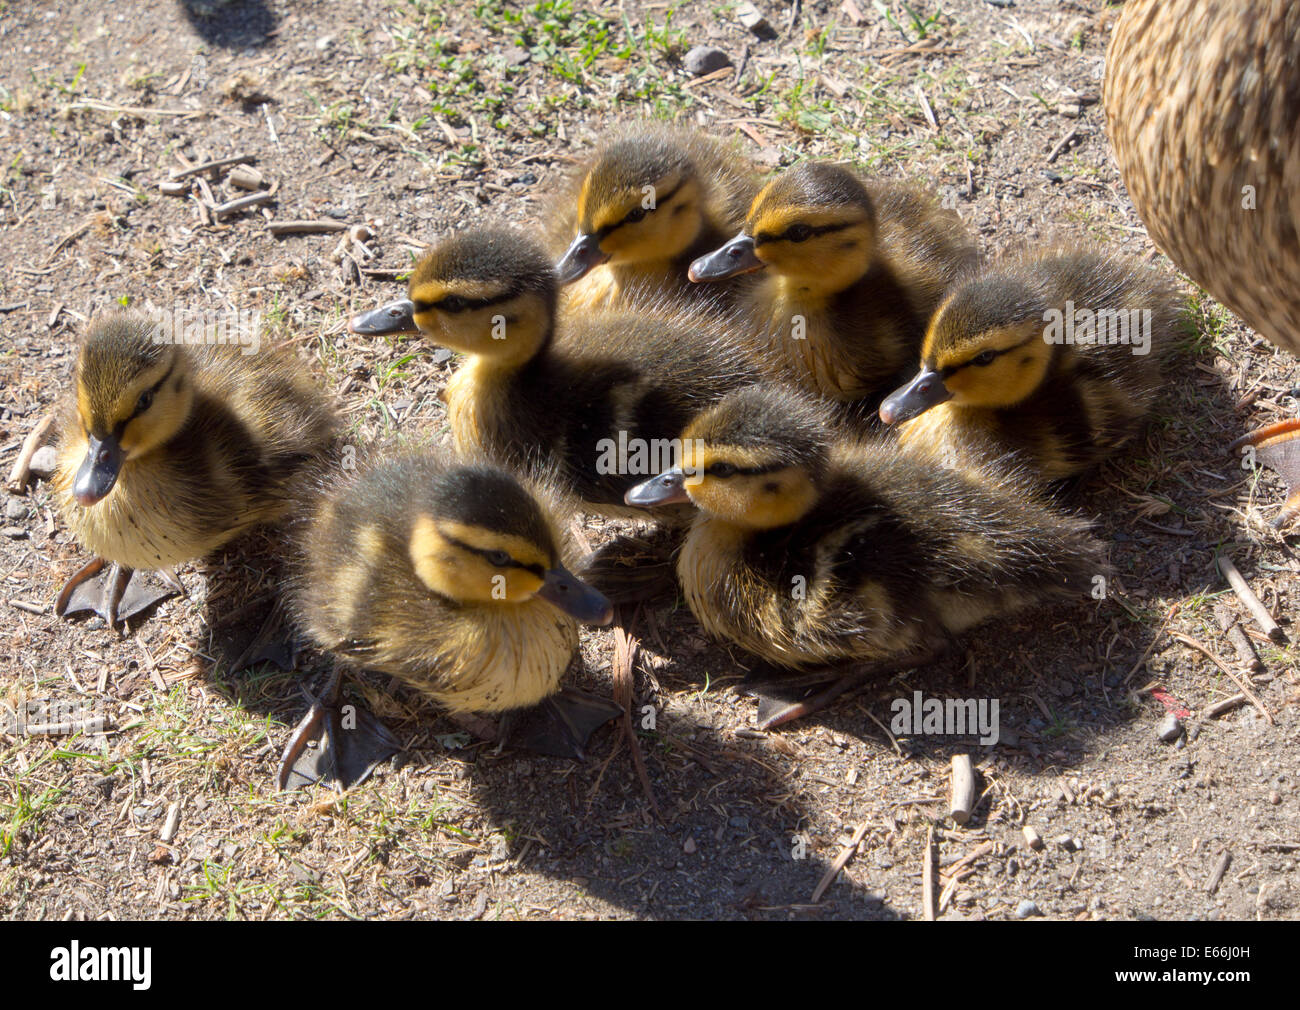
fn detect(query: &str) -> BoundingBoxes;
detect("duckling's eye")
[135,389,154,414]
[784,223,813,243]
[437,295,470,314]
[486,549,512,567]
[707,462,738,478]
[971,351,997,367]
[624,206,647,224]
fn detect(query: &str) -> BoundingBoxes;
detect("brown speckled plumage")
[1104,0,1300,353]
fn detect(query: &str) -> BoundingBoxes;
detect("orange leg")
[1231,419,1300,527]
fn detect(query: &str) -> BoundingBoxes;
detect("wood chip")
[949,754,977,824]
[922,826,936,921]
[1218,554,1284,642]
[1206,849,1231,894]
[1214,603,1264,672]
[811,820,870,902]
[5,412,55,493]
[267,220,350,236]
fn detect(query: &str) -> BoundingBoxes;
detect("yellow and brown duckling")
[52,312,338,629]
[879,249,1182,481]
[552,122,761,310]
[688,161,978,404]
[279,450,616,789]
[625,385,1106,727]
[350,227,759,516]
[1105,0,1300,524]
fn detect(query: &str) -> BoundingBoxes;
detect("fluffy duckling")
[350,227,758,515]
[280,450,616,788]
[1105,0,1300,524]
[52,312,338,629]
[689,161,978,403]
[879,249,1182,481]
[626,386,1106,727]
[552,122,760,310]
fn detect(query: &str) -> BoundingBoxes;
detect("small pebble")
[2,526,26,539]
[1015,899,1041,919]
[684,45,732,77]
[1269,790,1282,805]
[1054,834,1080,852]
[683,836,697,854]
[1022,826,1043,850]
[4,498,27,520]
[1157,712,1183,743]
[29,446,58,480]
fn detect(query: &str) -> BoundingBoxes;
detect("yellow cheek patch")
[689,471,816,529]
[409,515,548,604]
[432,519,552,571]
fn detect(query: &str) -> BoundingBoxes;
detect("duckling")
[52,312,338,629]
[625,385,1106,727]
[688,161,978,403]
[350,227,759,516]
[1105,0,1300,524]
[552,122,761,310]
[879,249,1183,480]
[279,450,617,788]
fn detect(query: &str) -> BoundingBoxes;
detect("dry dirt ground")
[0,0,1297,922]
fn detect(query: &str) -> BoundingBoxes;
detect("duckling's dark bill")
[349,298,419,335]
[538,566,614,626]
[625,467,690,507]
[556,233,610,285]
[73,434,123,506]
[688,234,764,282]
[879,369,953,425]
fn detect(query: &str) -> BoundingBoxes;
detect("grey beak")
[879,369,953,425]
[350,298,419,335]
[625,467,691,507]
[537,565,614,626]
[555,233,609,285]
[73,433,124,506]
[688,233,764,283]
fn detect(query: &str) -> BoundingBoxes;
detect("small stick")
[159,801,181,842]
[210,191,275,217]
[168,154,254,180]
[1206,849,1231,894]
[1203,693,1248,719]
[5,412,55,493]
[613,610,661,822]
[9,599,48,615]
[949,754,977,825]
[922,826,936,921]
[1046,126,1079,164]
[267,220,350,236]
[1171,631,1273,725]
[1214,603,1265,672]
[1218,554,1284,642]
[811,819,871,903]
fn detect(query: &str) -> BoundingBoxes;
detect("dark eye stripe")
[442,532,545,578]
[412,289,516,315]
[943,333,1038,377]
[753,220,853,246]
[593,178,685,239]
[706,461,785,478]
[109,361,175,435]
